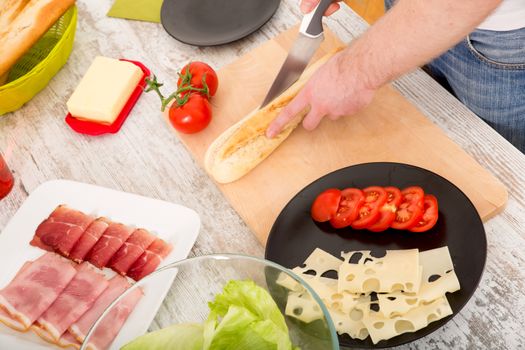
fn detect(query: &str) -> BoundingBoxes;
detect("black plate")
[265,162,486,348]
[161,0,281,46]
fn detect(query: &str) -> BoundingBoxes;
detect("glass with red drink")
[0,153,14,200]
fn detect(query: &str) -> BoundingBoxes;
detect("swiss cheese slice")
[285,291,324,323]
[338,250,421,294]
[362,296,453,344]
[376,246,460,318]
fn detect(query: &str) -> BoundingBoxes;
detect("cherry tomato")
[351,186,387,230]
[329,188,365,228]
[368,186,402,232]
[410,194,439,232]
[168,94,212,134]
[391,186,424,230]
[177,62,219,97]
[311,188,342,222]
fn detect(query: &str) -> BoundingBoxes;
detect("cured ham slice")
[30,205,94,256]
[87,222,134,269]
[0,262,33,331]
[0,253,77,330]
[69,275,130,342]
[127,238,173,281]
[34,263,109,341]
[109,228,155,275]
[0,306,27,332]
[56,330,81,349]
[69,218,110,263]
[83,287,143,350]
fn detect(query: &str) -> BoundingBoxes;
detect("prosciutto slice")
[127,238,173,281]
[109,229,155,275]
[87,223,134,269]
[56,330,81,349]
[34,263,109,341]
[69,275,130,342]
[0,253,77,329]
[30,205,94,256]
[82,287,143,350]
[69,218,111,263]
[0,306,27,332]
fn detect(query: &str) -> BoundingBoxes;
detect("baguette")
[205,48,343,184]
[0,0,75,78]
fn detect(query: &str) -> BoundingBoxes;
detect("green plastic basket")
[0,5,77,116]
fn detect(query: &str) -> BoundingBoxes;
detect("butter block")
[67,56,142,125]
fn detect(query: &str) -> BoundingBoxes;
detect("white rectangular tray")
[0,180,200,349]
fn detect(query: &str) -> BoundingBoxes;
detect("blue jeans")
[384,0,525,152]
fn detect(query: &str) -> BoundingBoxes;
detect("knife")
[260,0,334,108]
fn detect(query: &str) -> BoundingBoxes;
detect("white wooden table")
[1,1,524,349]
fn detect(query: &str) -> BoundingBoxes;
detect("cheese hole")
[348,252,363,264]
[406,282,414,291]
[304,269,317,276]
[391,283,404,292]
[363,278,380,292]
[436,308,442,316]
[338,321,343,326]
[387,297,396,301]
[428,274,441,283]
[373,322,384,329]
[350,309,363,321]
[375,261,383,267]
[427,313,438,322]
[293,307,303,316]
[346,274,355,282]
[405,298,418,305]
[358,328,369,339]
[394,320,415,333]
[390,312,402,318]
[332,302,341,309]
[321,269,338,279]
[363,257,374,264]
[365,268,376,275]
[331,293,343,300]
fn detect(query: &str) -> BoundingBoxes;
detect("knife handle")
[299,0,334,38]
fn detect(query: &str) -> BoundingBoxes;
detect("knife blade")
[260,0,334,108]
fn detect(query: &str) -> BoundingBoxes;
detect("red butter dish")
[65,59,150,136]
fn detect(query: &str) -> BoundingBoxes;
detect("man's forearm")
[342,0,502,90]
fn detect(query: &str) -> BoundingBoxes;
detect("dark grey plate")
[161,0,281,46]
[265,162,487,348]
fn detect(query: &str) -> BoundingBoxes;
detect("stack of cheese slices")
[277,247,460,344]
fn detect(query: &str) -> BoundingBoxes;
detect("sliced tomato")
[329,188,365,229]
[391,186,425,230]
[368,186,402,232]
[351,186,387,230]
[410,194,439,232]
[311,188,342,222]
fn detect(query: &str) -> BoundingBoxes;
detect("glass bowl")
[80,254,339,350]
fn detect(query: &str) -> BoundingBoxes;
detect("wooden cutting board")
[177,25,508,245]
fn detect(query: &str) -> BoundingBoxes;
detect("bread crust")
[205,49,342,184]
[0,0,75,78]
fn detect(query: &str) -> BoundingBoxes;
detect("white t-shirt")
[477,0,525,31]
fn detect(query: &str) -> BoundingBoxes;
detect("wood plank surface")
[177,26,507,245]
[1,1,524,348]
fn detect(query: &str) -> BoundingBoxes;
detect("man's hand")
[300,0,343,16]
[267,0,502,138]
[266,50,376,138]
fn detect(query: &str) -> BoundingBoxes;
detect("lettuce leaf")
[208,280,288,333]
[121,280,295,350]
[121,323,203,350]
